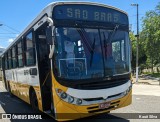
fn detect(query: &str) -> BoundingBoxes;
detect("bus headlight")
[68,96,74,103]
[56,88,84,105]
[61,92,67,99]
[123,91,127,96]
[76,99,82,105]
[122,84,132,96]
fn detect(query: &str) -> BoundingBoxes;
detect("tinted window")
[17,41,24,67]
[5,54,8,69]
[0,58,1,69]
[8,50,12,69]
[25,32,35,66]
[12,46,17,68]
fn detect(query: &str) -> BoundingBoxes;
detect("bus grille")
[83,93,122,102]
[76,80,128,90]
[87,100,120,113]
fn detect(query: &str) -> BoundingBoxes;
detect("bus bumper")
[55,89,132,121]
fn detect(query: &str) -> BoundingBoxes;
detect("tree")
[129,31,136,69]
[141,2,160,73]
[130,31,147,73]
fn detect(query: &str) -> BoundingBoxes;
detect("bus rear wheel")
[30,90,39,112]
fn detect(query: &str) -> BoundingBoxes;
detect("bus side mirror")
[46,26,53,45]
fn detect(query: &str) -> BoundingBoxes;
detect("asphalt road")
[0,81,160,122]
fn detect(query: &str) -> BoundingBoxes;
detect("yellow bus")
[1,2,132,121]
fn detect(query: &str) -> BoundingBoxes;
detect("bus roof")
[3,2,128,55]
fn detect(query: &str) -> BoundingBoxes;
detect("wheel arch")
[29,86,36,104]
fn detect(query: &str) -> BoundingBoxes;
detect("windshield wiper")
[103,32,107,57]
[107,24,119,43]
[103,25,119,59]
[76,28,97,67]
[76,28,93,54]
[90,37,96,67]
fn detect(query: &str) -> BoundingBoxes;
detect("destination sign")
[53,4,128,25]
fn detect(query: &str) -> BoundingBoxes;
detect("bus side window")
[112,41,120,62]
[5,54,8,70]
[8,49,12,69]
[25,32,35,66]
[12,46,17,68]
[17,41,24,67]
[0,57,1,69]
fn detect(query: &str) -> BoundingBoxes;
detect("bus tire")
[30,89,39,112]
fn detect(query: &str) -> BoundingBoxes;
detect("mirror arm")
[47,17,55,59]
[47,17,53,26]
[49,45,55,59]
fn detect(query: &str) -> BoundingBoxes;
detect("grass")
[143,72,151,75]
[143,72,160,78]
[150,73,160,78]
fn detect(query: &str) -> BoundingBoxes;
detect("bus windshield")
[53,27,131,80]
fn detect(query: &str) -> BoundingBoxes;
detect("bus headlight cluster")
[76,99,82,105]
[56,89,84,105]
[68,96,74,103]
[122,84,132,96]
[60,92,67,99]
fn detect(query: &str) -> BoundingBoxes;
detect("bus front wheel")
[8,83,13,97]
[30,90,39,112]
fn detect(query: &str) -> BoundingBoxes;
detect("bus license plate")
[99,102,111,109]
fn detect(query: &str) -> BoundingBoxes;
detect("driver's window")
[112,40,125,62]
[112,41,120,62]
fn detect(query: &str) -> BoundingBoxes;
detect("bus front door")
[35,26,52,112]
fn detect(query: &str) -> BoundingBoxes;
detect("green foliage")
[134,2,160,73]
[150,73,160,78]
[129,31,147,69]
[129,32,136,68]
[112,42,120,62]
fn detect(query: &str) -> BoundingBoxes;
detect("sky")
[0,0,159,48]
